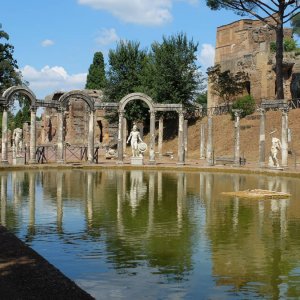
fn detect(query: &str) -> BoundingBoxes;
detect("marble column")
[123,118,127,155]
[117,110,124,164]
[158,116,164,158]
[257,108,266,167]
[200,124,206,159]
[280,107,289,167]
[232,109,242,166]
[149,110,156,164]
[29,107,37,164]
[88,109,95,163]
[206,112,214,166]
[57,108,65,163]
[177,110,185,165]
[184,120,188,159]
[1,107,8,164]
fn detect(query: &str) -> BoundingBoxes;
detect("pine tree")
[85,52,106,89]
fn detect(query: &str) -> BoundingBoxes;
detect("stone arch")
[119,93,155,112]
[2,85,37,107]
[58,90,94,111]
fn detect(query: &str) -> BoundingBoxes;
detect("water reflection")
[1,170,300,299]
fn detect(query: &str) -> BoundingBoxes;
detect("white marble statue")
[268,137,281,168]
[13,128,23,157]
[127,124,145,157]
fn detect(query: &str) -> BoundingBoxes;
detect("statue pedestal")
[131,157,144,166]
[13,156,25,165]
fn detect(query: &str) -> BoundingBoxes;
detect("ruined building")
[208,17,300,108]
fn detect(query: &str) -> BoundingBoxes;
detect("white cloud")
[41,39,55,47]
[95,28,119,46]
[78,0,175,25]
[21,65,87,99]
[198,43,215,71]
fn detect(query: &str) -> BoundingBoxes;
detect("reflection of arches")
[119,92,155,111]
[2,85,36,106]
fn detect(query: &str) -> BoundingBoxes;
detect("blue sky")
[1,0,242,99]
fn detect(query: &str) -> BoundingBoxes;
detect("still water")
[1,169,300,299]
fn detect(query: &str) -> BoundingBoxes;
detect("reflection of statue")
[268,137,281,168]
[128,171,147,214]
[127,124,144,157]
[13,128,23,156]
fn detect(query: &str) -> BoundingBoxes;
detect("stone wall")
[38,90,118,148]
[208,17,300,107]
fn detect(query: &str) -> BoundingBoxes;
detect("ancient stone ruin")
[208,17,300,107]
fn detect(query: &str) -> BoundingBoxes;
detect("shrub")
[231,95,256,119]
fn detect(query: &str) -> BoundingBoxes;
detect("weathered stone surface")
[208,17,298,107]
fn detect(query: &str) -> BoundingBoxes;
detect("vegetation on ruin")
[85,52,106,90]
[270,37,299,52]
[231,95,256,119]
[207,64,249,106]
[205,0,300,100]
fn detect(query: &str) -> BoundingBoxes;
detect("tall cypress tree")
[85,51,106,89]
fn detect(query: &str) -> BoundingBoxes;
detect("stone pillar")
[200,124,206,159]
[232,109,242,166]
[88,109,95,163]
[117,110,124,164]
[29,107,37,164]
[123,118,127,155]
[1,107,8,164]
[177,110,185,165]
[280,107,289,167]
[184,120,188,159]
[158,116,164,158]
[206,112,214,166]
[149,110,156,164]
[56,108,65,163]
[257,108,266,167]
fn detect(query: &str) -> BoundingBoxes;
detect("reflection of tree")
[87,171,195,280]
[206,173,300,298]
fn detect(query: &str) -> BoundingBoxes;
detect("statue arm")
[127,133,132,144]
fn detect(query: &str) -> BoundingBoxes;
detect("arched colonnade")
[0,86,185,165]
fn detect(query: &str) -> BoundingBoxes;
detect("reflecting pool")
[1,169,300,299]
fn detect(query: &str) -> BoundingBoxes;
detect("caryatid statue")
[268,137,282,168]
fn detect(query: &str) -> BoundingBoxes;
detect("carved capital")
[279,106,289,115]
[257,108,266,115]
[232,109,242,118]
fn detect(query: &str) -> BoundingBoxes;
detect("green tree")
[85,51,106,89]
[291,13,300,37]
[207,64,249,106]
[0,24,22,95]
[205,0,300,100]
[106,40,149,121]
[144,33,204,108]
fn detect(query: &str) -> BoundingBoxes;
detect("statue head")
[133,124,138,131]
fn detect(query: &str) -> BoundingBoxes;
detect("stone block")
[130,157,144,165]
[13,156,25,165]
